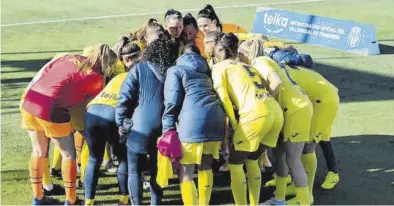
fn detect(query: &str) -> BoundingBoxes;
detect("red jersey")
[21,54,104,123]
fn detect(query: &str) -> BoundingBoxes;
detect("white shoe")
[261,197,286,205]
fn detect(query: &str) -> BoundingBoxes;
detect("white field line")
[1,0,324,27]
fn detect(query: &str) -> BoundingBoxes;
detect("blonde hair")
[80,44,117,78]
[238,38,265,64]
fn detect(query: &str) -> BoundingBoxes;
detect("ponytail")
[197,4,222,30]
[79,44,117,78]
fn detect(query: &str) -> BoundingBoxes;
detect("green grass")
[2,0,394,204]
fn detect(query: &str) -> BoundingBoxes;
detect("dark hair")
[197,4,222,30]
[164,9,183,23]
[141,39,177,73]
[114,36,141,58]
[216,33,239,59]
[181,44,201,56]
[183,13,198,29]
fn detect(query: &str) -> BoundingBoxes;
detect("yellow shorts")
[310,93,339,142]
[180,141,221,165]
[233,112,284,152]
[20,109,72,138]
[70,104,86,132]
[283,105,313,143]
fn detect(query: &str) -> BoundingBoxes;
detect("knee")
[198,155,213,171]
[32,148,47,158]
[61,148,77,160]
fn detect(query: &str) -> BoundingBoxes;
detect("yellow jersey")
[211,59,279,128]
[286,66,338,101]
[113,60,126,76]
[88,73,128,108]
[253,57,311,115]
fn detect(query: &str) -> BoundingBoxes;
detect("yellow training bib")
[88,73,127,108]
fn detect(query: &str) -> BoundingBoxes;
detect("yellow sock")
[301,152,317,198]
[275,176,288,201]
[42,157,52,186]
[74,131,84,165]
[85,198,94,205]
[80,141,89,183]
[119,195,129,205]
[229,164,247,205]
[198,170,213,205]
[296,186,310,205]
[52,146,62,170]
[180,181,198,205]
[245,160,261,206]
[104,143,110,162]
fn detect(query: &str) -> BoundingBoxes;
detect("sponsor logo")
[263,12,289,33]
[347,26,362,48]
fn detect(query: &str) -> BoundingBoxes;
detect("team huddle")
[20,4,340,206]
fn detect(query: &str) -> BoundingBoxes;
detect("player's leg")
[83,107,109,205]
[286,142,309,205]
[198,154,214,205]
[228,148,249,205]
[320,140,339,189]
[42,139,64,196]
[74,131,84,173]
[318,95,340,190]
[113,143,128,205]
[179,163,198,205]
[28,130,51,204]
[51,146,62,178]
[246,144,266,206]
[147,140,163,205]
[51,133,80,205]
[21,109,59,204]
[79,139,89,187]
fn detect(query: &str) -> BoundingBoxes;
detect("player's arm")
[212,69,238,129]
[253,58,283,97]
[115,65,139,127]
[162,67,185,133]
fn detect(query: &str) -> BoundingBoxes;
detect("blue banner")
[252,8,380,55]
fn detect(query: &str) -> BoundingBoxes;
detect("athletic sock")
[274,176,288,201]
[198,170,213,205]
[104,143,110,162]
[245,160,261,206]
[119,195,129,205]
[74,131,84,165]
[30,156,44,200]
[85,199,94,205]
[62,159,77,204]
[42,157,53,190]
[301,152,317,198]
[296,186,310,205]
[180,181,198,205]
[52,147,62,170]
[228,164,247,205]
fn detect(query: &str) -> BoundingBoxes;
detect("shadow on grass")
[2,49,81,55]
[1,135,393,204]
[378,43,394,55]
[313,134,394,205]
[312,63,394,103]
